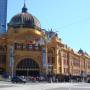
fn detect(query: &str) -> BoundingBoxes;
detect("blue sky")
[7,0,90,53]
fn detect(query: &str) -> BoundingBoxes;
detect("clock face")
[15,34,44,45]
[15,34,34,40]
[26,40,35,44]
[25,36,33,40]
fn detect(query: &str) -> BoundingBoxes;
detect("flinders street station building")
[0,4,90,81]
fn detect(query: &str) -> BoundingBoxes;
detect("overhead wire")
[56,16,90,30]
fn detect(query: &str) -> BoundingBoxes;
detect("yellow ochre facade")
[0,4,90,81]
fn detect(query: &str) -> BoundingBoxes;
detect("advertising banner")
[42,48,47,67]
[9,46,14,68]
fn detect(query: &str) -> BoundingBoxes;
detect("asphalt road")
[0,81,90,90]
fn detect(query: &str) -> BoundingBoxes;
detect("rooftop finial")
[24,0,25,4]
[22,0,28,13]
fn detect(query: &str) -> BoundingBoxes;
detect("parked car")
[39,76,45,82]
[87,78,90,83]
[11,76,26,83]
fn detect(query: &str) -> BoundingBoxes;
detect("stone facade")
[0,4,90,80]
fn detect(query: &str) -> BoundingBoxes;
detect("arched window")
[16,58,40,76]
[48,47,55,64]
[16,58,39,69]
[0,45,6,64]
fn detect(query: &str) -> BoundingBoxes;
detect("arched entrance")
[16,58,40,77]
[0,68,5,74]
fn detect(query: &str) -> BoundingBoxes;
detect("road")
[0,81,90,90]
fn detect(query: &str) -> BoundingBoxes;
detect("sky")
[7,0,90,54]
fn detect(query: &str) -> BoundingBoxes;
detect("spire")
[22,0,28,13]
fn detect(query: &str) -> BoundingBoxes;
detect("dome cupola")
[8,3,41,30]
[22,3,27,13]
